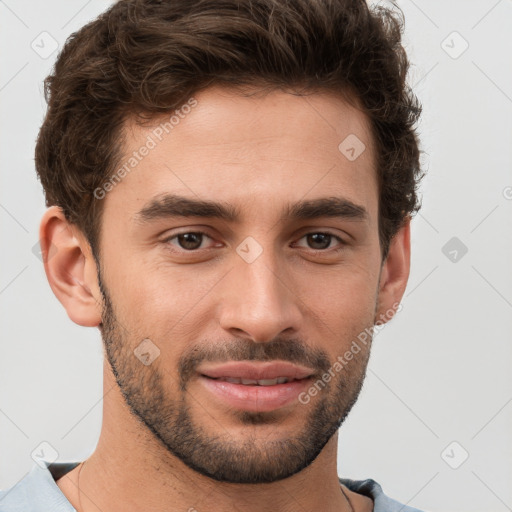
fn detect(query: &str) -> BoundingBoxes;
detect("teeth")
[241,378,258,385]
[216,377,292,385]
[257,378,278,386]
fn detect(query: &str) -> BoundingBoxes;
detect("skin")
[40,85,410,512]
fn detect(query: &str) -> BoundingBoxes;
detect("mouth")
[197,361,315,412]
[203,376,301,386]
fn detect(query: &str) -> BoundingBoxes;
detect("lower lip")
[198,376,312,412]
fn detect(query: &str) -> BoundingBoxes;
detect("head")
[37,0,423,484]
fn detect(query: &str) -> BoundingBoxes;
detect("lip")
[197,361,315,412]
[198,361,315,381]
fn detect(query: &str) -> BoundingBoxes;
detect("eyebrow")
[134,193,369,225]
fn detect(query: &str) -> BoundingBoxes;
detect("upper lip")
[198,361,315,380]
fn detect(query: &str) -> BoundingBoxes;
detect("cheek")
[292,261,379,351]
[108,263,220,353]
[298,248,378,294]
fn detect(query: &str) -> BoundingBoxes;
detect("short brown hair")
[35,0,424,263]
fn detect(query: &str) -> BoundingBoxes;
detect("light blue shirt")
[0,459,426,511]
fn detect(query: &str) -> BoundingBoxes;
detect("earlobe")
[39,206,103,327]
[375,216,411,326]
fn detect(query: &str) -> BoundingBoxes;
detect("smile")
[196,361,316,412]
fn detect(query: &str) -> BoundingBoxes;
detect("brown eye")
[176,233,203,250]
[306,233,332,250]
[164,231,213,251]
[295,232,345,251]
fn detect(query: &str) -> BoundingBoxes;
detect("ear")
[375,216,411,326]
[39,206,103,327]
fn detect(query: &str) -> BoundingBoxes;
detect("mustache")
[178,337,332,390]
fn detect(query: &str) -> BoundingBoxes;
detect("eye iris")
[178,233,202,250]
[307,233,331,250]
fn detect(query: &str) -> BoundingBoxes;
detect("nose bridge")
[218,236,301,342]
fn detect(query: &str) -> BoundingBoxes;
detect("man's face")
[96,86,383,483]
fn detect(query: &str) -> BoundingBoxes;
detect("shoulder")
[339,477,428,512]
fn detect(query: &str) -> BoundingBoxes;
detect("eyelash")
[162,231,347,253]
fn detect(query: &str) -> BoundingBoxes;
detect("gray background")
[1,1,511,511]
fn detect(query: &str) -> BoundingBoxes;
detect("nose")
[218,245,303,343]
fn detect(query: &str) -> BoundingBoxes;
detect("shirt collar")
[2,459,414,512]
[0,459,80,512]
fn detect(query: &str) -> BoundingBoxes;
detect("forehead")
[106,85,378,227]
